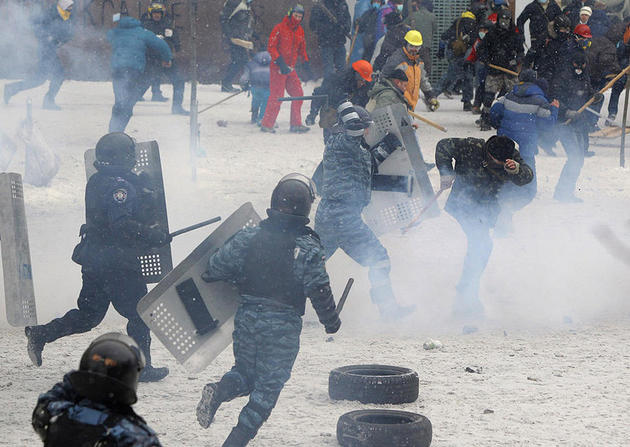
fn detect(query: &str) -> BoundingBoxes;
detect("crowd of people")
[6,0,630,446]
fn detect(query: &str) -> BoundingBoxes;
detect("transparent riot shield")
[84,141,172,283]
[137,202,261,372]
[363,103,439,235]
[0,173,37,326]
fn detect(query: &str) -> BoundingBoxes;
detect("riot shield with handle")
[137,202,261,372]
[362,103,439,236]
[84,140,172,284]
[0,173,37,326]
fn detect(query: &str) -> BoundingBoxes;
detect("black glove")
[305,112,317,126]
[592,92,604,104]
[32,403,50,441]
[275,56,292,75]
[147,226,172,247]
[383,132,403,152]
[325,316,341,334]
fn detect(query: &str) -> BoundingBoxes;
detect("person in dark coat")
[240,51,272,125]
[315,102,414,320]
[436,11,478,110]
[534,14,573,83]
[588,2,611,37]
[516,0,563,67]
[477,9,524,130]
[32,333,162,446]
[436,136,533,320]
[490,69,558,234]
[196,174,341,447]
[25,133,172,383]
[106,15,172,132]
[3,0,74,110]
[220,0,254,92]
[373,12,410,72]
[607,19,630,125]
[586,27,620,129]
[550,51,600,202]
[357,0,385,63]
[140,2,188,114]
[309,0,351,78]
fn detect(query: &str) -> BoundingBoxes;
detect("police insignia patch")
[113,188,128,203]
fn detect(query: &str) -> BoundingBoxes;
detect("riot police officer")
[25,132,171,382]
[32,333,162,446]
[141,2,188,115]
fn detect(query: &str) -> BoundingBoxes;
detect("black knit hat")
[484,135,516,162]
[388,68,408,82]
[337,101,373,137]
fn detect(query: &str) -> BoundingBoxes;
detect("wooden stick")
[346,23,359,65]
[401,188,446,234]
[488,63,519,77]
[567,64,630,124]
[408,110,448,133]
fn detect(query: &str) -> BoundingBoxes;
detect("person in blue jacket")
[107,15,172,132]
[490,69,558,234]
[3,0,74,110]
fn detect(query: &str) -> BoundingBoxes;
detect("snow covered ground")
[1,79,630,445]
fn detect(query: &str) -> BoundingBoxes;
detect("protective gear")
[352,59,373,82]
[325,317,341,334]
[574,24,592,38]
[270,173,316,217]
[429,97,440,111]
[68,333,146,406]
[497,9,511,30]
[148,2,165,14]
[305,113,317,126]
[484,135,516,162]
[288,4,305,16]
[553,15,571,34]
[94,132,136,170]
[338,101,373,136]
[404,30,423,47]
[461,11,476,20]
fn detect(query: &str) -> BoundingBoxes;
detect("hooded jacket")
[535,22,573,82]
[490,82,558,158]
[107,16,172,73]
[586,34,620,82]
[366,77,408,112]
[382,47,433,110]
[478,18,524,74]
[268,15,309,68]
[240,51,271,89]
[516,0,562,50]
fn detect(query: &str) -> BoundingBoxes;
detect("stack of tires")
[330,364,432,447]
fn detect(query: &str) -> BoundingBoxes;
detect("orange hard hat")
[574,24,592,38]
[352,60,373,82]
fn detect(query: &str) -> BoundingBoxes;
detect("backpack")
[451,19,467,57]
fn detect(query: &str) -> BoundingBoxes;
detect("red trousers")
[261,65,304,128]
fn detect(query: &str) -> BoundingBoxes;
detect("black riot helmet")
[270,173,316,218]
[95,132,136,170]
[553,14,572,36]
[497,9,512,30]
[68,333,146,406]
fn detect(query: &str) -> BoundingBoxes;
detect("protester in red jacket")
[260,4,312,133]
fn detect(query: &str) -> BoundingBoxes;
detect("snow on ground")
[1,79,630,445]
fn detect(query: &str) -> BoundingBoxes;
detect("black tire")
[329,364,419,404]
[337,409,432,447]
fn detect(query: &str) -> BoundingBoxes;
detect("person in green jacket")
[365,68,408,112]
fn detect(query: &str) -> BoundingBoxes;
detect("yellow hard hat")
[404,30,423,46]
[461,11,476,20]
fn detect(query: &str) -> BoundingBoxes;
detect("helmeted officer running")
[25,132,171,382]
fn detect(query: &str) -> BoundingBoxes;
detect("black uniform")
[220,0,254,91]
[26,163,170,371]
[309,0,351,78]
[141,11,186,111]
[516,0,562,66]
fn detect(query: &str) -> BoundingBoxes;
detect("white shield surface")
[0,173,37,326]
[137,202,261,372]
[85,141,172,283]
[363,104,438,235]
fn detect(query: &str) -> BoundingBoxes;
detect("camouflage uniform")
[435,138,533,315]
[201,214,338,442]
[33,374,161,446]
[314,129,398,314]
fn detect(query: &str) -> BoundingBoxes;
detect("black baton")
[336,278,354,315]
[170,216,221,238]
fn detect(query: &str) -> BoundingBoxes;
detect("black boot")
[25,326,46,367]
[463,101,472,112]
[43,95,61,110]
[139,365,169,382]
[171,104,190,115]
[222,424,254,447]
[196,383,223,428]
[479,110,492,131]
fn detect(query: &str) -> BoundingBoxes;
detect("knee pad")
[246,400,274,422]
